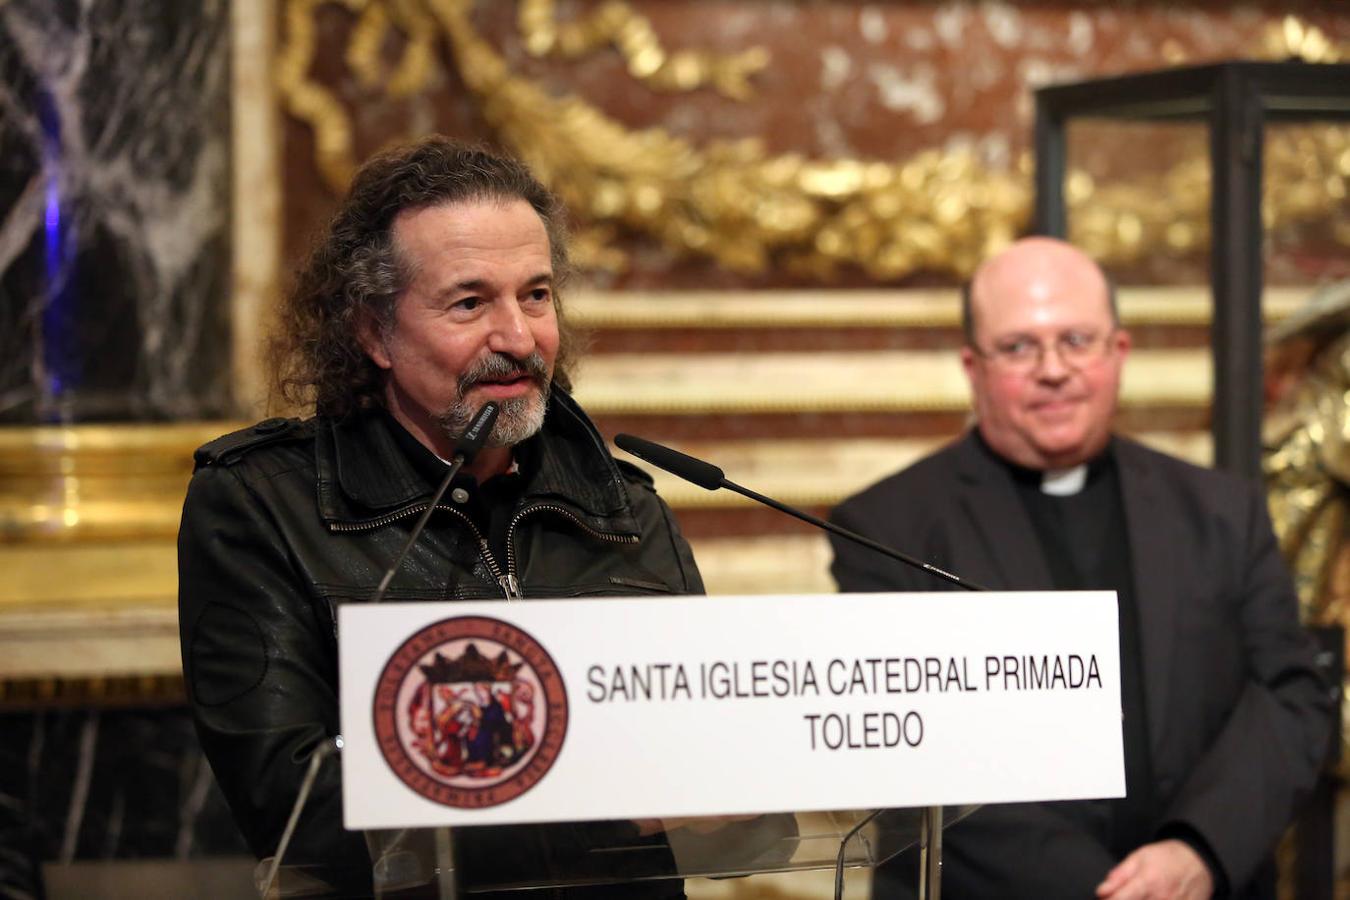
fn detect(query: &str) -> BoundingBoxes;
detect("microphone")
[615,434,725,490]
[613,433,986,592]
[372,402,501,603]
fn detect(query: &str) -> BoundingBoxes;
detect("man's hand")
[1095,839,1214,900]
[633,814,762,837]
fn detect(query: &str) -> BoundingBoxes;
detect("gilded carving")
[1268,15,1342,64]
[348,0,439,98]
[276,0,362,189]
[276,2,1350,277]
[517,0,768,100]
[0,675,185,710]
[1264,281,1350,643]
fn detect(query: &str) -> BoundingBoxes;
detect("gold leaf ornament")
[516,0,768,100]
[278,2,1350,278]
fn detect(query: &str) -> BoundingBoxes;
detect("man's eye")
[1062,331,1094,349]
[453,297,482,311]
[526,288,551,304]
[999,340,1036,359]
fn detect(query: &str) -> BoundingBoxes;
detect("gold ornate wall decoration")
[1267,15,1342,63]
[347,0,439,98]
[277,0,362,190]
[1264,282,1350,624]
[277,1,1350,278]
[516,0,769,100]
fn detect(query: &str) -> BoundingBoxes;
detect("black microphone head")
[454,402,500,463]
[614,433,724,491]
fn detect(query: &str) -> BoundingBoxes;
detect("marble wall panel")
[0,0,233,424]
[0,708,248,898]
[0,1,248,888]
[277,1,1350,290]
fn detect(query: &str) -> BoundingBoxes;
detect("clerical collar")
[973,429,1114,496]
[1041,465,1088,496]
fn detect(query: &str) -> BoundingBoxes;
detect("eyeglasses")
[971,329,1116,373]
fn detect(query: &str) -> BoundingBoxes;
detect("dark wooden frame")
[1033,60,1350,480]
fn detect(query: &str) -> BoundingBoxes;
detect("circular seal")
[373,616,568,808]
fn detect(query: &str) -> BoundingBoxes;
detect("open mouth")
[471,373,538,396]
[482,373,530,386]
[459,352,549,398]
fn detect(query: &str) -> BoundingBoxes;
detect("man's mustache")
[456,352,550,395]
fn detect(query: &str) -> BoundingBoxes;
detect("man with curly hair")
[177,136,702,896]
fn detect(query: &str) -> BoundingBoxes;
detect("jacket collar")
[315,388,640,536]
[950,430,1055,591]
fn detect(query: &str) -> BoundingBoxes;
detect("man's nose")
[1036,343,1073,380]
[486,299,536,358]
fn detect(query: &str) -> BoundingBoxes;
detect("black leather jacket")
[178,390,701,896]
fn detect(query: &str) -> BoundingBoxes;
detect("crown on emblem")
[419,642,524,683]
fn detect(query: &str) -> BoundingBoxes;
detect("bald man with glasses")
[830,238,1330,900]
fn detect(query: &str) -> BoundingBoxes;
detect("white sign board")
[340,592,1123,829]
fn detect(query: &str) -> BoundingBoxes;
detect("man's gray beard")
[433,353,551,449]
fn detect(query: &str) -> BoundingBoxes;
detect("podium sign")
[340,592,1124,830]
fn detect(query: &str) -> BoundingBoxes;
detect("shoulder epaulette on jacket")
[193,418,308,470]
[615,458,656,489]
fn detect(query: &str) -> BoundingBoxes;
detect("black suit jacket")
[829,432,1331,898]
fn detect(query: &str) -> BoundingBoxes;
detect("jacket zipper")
[504,503,639,600]
[331,501,639,603]
[329,504,511,598]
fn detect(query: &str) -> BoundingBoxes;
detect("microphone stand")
[719,479,986,593]
[259,736,343,898]
[372,452,471,604]
[613,433,966,898]
[614,432,987,592]
[260,405,501,898]
[373,402,501,604]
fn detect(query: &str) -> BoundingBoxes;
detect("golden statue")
[1264,279,1350,764]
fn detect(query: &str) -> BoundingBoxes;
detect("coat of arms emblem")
[373,616,568,808]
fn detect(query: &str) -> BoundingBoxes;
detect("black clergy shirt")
[978,433,1226,893]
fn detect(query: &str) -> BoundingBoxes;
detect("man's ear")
[960,345,978,384]
[1112,327,1133,362]
[357,312,393,370]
